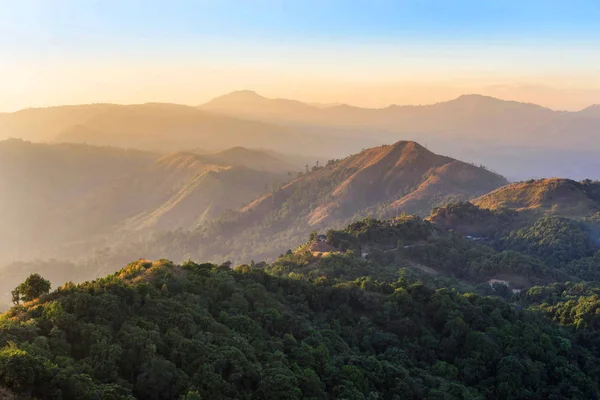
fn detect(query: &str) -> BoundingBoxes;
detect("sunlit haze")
[5,3,600,396]
[2,0,600,111]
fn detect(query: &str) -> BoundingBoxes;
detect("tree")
[0,344,52,394]
[11,289,20,305]
[12,274,51,304]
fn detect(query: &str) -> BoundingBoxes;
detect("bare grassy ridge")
[473,178,600,218]
[245,141,507,225]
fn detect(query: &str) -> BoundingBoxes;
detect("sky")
[1,0,600,111]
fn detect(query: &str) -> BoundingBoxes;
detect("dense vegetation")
[3,259,600,399]
[428,202,520,238]
[498,216,599,267]
[4,175,600,399]
[269,216,561,290]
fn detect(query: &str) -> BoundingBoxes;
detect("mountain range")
[2,91,600,179]
[201,90,600,148]
[201,91,600,180]
[0,140,292,264]
[0,102,375,157]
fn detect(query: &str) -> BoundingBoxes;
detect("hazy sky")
[1,0,600,111]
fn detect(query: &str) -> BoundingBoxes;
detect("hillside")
[267,216,559,290]
[472,178,600,218]
[579,104,600,117]
[0,141,290,264]
[197,146,298,173]
[427,202,522,238]
[118,155,288,231]
[0,104,120,141]
[428,179,600,241]
[2,257,600,399]
[59,152,287,236]
[243,141,506,224]
[0,139,157,263]
[172,141,507,263]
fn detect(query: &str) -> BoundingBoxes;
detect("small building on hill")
[316,234,328,242]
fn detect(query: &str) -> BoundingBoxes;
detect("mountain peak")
[456,93,496,101]
[450,94,509,106]
[442,93,553,114]
[390,140,428,151]
[201,90,317,116]
[208,90,266,103]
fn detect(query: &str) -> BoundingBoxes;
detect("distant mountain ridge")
[201,91,559,140]
[3,92,600,179]
[0,101,374,157]
[0,140,292,263]
[200,91,600,180]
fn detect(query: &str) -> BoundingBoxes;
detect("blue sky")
[1,1,599,110]
[4,0,600,49]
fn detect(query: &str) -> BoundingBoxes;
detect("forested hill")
[2,257,600,399]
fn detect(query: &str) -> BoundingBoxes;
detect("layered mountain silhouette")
[201,91,600,180]
[3,92,599,179]
[0,104,120,141]
[0,102,374,157]
[201,91,600,146]
[0,138,508,266]
[64,151,288,235]
[202,91,557,141]
[0,139,155,262]
[0,140,292,263]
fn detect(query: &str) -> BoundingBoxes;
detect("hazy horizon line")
[3,90,598,114]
